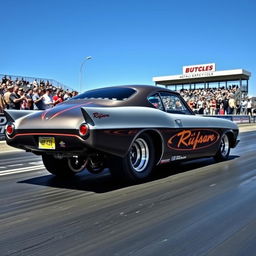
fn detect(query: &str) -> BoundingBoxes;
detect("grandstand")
[153,63,250,94]
[0,74,74,91]
[153,63,254,115]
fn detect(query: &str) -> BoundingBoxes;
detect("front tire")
[214,133,230,162]
[42,155,86,177]
[109,133,155,183]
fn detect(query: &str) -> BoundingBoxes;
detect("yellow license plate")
[38,137,56,150]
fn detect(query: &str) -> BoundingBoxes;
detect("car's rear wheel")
[42,155,87,177]
[214,133,230,161]
[109,133,155,183]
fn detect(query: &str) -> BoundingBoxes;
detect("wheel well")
[144,130,163,165]
[226,131,236,148]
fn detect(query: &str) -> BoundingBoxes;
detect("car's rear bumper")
[6,131,89,155]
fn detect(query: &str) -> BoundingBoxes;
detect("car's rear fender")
[81,106,174,129]
[4,109,41,122]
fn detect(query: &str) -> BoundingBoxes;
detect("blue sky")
[1,0,256,95]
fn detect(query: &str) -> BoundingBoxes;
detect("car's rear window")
[73,87,136,101]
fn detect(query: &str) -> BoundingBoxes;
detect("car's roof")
[67,84,181,109]
[88,84,179,95]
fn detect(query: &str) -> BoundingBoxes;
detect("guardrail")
[0,74,74,92]
[0,113,255,141]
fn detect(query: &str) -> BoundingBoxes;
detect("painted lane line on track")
[8,164,23,167]
[0,149,23,154]
[29,161,43,165]
[0,165,45,176]
[0,162,43,172]
[0,160,41,166]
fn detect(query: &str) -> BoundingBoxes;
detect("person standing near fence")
[222,97,229,115]
[241,99,247,114]
[228,95,236,114]
[247,99,252,116]
[210,98,216,115]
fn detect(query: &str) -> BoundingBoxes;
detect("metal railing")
[0,74,75,91]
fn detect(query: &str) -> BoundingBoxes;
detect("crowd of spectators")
[179,85,255,116]
[0,76,255,116]
[0,76,78,112]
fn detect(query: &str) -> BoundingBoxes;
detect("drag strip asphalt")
[0,126,255,256]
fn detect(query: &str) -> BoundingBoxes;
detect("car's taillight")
[6,124,15,136]
[79,123,89,136]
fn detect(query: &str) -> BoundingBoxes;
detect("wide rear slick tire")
[42,155,79,177]
[214,133,230,162]
[109,133,155,183]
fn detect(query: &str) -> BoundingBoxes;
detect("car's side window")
[147,94,164,111]
[160,92,191,115]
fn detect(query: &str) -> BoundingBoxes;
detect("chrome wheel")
[220,134,229,157]
[129,138,150,173]
[109,133,155,182]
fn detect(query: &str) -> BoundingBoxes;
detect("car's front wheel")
[214,133,230,161]
[109,133,155,183]
[42,155,87,177]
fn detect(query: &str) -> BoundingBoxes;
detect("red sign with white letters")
[183,63,216,75]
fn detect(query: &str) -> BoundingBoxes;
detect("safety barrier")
[205,115,254,124]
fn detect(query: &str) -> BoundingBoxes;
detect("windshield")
[73,87,136,101]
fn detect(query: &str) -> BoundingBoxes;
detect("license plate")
[38,137,56,150]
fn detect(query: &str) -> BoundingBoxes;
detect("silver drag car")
[4,85,239,182]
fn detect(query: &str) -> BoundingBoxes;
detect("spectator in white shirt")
[247,99,252,116]
[42,89,54,109]
[241,100,247,114]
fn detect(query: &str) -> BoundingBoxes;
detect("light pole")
[80,56,92,93]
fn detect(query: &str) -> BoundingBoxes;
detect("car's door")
[158,92,221,160]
